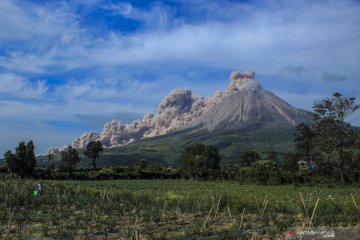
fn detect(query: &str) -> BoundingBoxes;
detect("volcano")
[184,71,312,134]
[47,71,313,166]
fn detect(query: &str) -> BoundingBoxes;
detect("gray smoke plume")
[72,131,100,148]
[47,144,72,155]
[48,147,60,155]
[230,71,255,80]
[224,71,261,97]
[69,70,258,149]
[100,113,153,147]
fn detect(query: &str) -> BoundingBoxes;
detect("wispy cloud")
[102,1,170,30]
[322,71,347,82]
[280,65,307,76]
[0,73,47,98]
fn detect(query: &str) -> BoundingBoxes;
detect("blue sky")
[0,0,360,155]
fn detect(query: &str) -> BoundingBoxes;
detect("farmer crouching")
[33,183,43,197]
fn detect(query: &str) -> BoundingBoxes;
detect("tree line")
[2,92,359,184]
[2,140,104,178]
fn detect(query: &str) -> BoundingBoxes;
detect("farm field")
[0,178,359,239]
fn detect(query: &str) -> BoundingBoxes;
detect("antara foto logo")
[287,228,297,238]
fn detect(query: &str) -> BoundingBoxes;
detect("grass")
[1,178,359,239]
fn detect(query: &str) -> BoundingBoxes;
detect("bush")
[25,166,181,180]
[236,167,254,183]
[251,160,282,185]
[181,143,220,180]
[239,150,261,167]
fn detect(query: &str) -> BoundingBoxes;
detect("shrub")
[181,143,220,180]
[236,167,254,183]
[252,160,282,185]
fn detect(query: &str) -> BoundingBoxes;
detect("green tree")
[240,150,261,167]
[47,153,55,171]
[59,146,80,176]
[313,92,359,183]
[182,143,220,180]
[295,123,315,164]
[83,141,103,170]
[4,151,20,173]
[3,140,37,177]
[252,160,282,185]
[24,141,36,175]
[279,153,299,183]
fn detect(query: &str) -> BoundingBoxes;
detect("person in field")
[33,183,43,197]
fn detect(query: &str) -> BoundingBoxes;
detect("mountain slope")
[186,76,312,133]
[68,126,297,167]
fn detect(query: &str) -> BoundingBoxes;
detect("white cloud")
[0,0,88,73]
[0,51,57,73]
[0,0,358,89]
[102,1,170,30]
[76,1,358,74]
[51,76,159,103]
[0,0,81,42]
[0,0,358,77]
[0,73,47,98]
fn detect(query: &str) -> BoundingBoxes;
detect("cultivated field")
[0,177,359,239]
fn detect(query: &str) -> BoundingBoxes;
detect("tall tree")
[47,153,54,171]
[59,146,80,176]
[313,92,359,183]
[182,143,220,180]
[3,140,37,177]
[240,150,261,167]
[280,153,299,172]
[83,141,103,170]
[295,123,315,164]
[24,141,37,175]
[4,151,20,174]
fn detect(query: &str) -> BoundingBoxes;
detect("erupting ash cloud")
[225,70,261,96]
[72,131,100,148]
[50,71,259,152]
[47,147,60,155]
[100,114,153,147]
[48,144,73,155]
